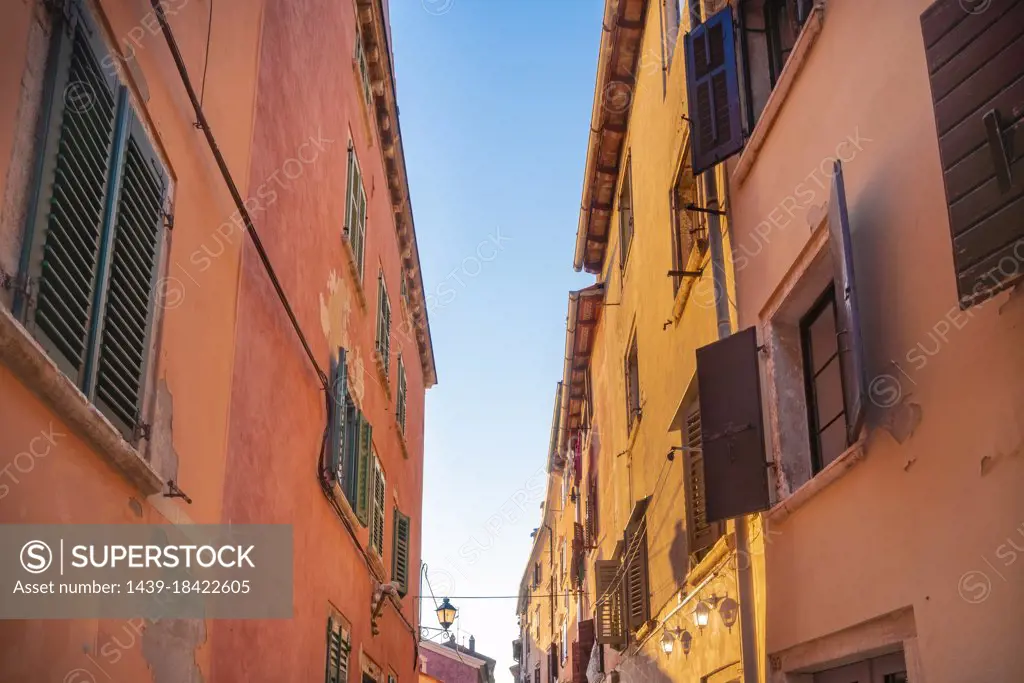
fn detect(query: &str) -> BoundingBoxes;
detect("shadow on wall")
[613,651,675,683]
[669,521,690,591]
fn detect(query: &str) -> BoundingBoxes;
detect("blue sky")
[389,1,602,679]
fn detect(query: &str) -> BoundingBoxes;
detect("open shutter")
[342,404,360,504]
[355,420,372,525]
[921,0,1024,308]
[594,560,625,647]
[94,109,167,438]
[392,510,410,596]
[330,349,349,482]
[828,161,867,444]
[570,523,583,585]
[23,6,120,383]
[622,518,650,632]
[585,476,598,548]
[370,455,386,554]
[685,406,719,559]
[325,616,343,683]
[576,620,595,683]
[683,7,744,175]
[695,327,770,522]
[548,645,558,681]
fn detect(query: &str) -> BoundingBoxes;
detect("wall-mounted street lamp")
[660,626,693,657]
[692,594,722,629]
[436,597,457,633]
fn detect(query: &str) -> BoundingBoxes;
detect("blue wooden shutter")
[329,349,349,482]
[828,161,867,444]
[392,509,411,596]
[23,5,120,383]
[695,326,770,522]
[683,7,743,175]
[93,109,168,438]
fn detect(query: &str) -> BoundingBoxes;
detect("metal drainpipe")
[703,169,759,683]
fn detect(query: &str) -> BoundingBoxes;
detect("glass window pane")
[808,302,838,373]
[813,358,845,427]
[818,418,847,469]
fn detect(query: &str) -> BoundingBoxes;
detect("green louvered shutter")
[93,110,167,437]
[392,510,410,596]
[24,6,119,383]
[329,349,349,482]
[355,420,372,525]
[343,404,360,504]
[370,454,385,554]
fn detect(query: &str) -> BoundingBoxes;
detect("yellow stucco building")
[516,1,766,682]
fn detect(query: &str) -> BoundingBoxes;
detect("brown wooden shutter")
[585,476,598,548]
[921,0,1024,308]
[683,7,744,175]
[828,161,868,445]
[548,645,558,682]
[622,517,650,632]
[695,327,770,522]
[593,560,625,646]
[576,620,595,683]
[570,523,584,585]
[685,407,720,561]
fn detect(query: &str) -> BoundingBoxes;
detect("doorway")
[813,652,907,683]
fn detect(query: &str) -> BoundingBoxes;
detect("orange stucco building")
[0,0,434,681]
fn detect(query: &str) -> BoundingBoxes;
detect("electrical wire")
[198,0,213,108]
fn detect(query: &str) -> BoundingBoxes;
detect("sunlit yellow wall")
[573,1,764,681]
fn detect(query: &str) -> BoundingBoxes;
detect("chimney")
[469,635,476,653]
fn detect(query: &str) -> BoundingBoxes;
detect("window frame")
[18,1,170,443]
[368,450,386,556]
[799,283,848,475]
[395,353,407,433]
[344,143,367,282]
[376,270,391,380]
[617,157,635,271]
[624,331,641,434]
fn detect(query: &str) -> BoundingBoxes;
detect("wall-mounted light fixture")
[660,626,693,657]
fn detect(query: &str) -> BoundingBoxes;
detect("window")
[376,271,391,378]
[534,664,540,683]
[369,451,386,555]
[624,333,640,432]
[559,538,566,580]
[534,606,541,640]
[683,404,721,562]
[325,609,352,683]
[617,159,634,269]
[328,350,374,526]
[533,561,541,589]
[560,621,568,664]
[344,145,367,280]
[665,0,683,63]
[20,4,169,441]
[355,28,373,110]
[739,0,808,128]
[395,354,407,433]
[391,508,411,596]
[670,169,709,294]
[800,284,847,473]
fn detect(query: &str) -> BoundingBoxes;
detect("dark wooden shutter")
[570,641,582,683]
[622,518,650,632]
[685,407,719,560]
[392,510,410,596]
[576,620,595,683]
[695,326,770,522]
[356,419,372,525]
[828,161,867,444]
[585,476,598,548]
[921,0,1024,308]
[93,109,168,438]
[330,349,349,482]
[548,645,558,682]
[23,6,119,384]
[593,560,625,646]
[683,7,744,175]
[570,523,583,585]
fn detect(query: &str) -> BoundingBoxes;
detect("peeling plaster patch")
[981,442,1023,477]
[997,283,1024,317]
[149,380,180,484]
[320,269,366,404]
[883,400,922,444]
[142,618,206,683]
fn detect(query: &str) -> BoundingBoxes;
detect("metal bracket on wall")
[684,202,727,217]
